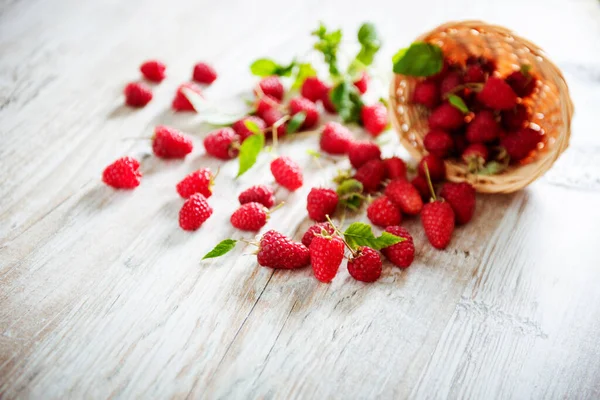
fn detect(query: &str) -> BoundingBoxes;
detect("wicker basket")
[389,20,574,193]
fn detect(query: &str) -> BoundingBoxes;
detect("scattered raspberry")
[260,108,287,139]
[307,188,339,222]
[238,185,275,208]
[347,247,382,283]
[271,156,303,191]
[232,116,266,142]
[320,122,353,154]
[230,202,269,231]
[310,234,345,283]
[140,60,166,82]
[301,76,329,102]
[383,157,407,180]
[411,175,430,200]
[203,128,240,160]
[152,125,193,159]
[179,193,213,231]
[440,182,476,225]
[506,68,536,97]
[348,140,381,169]
[192,62,217,84]
[428,103,465,131]
[466,110,500,143]
[321,87,337,114]
[354,159,385,193]
[462,143,489,171]
[367,196,402,227]
[256,76,284,101]
[255,95,281,117]
[385,179,423,215]
[172,83,202,112]
[440,71,463,96]
[500,127,543,162]
[418,154,446,182]
[501,104,529,131]
[412,80,440,109]
[102,156,142,189]
[289,97,319,130]
[381,226,415,268]
[302,222,335,248]
[124,82,152,108]
[421,200,455,249]
[257,230,310,269]
[353,71,369,94]
[477,77,517,110]
[423,129,453,158]
[176,168,214,199]
[361,103,388,137]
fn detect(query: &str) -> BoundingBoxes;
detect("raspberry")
[462,143,489,171]
[257,230,310,269]
[466,110,500,143]
[260,108,287,139]
[256,76,284,101]
[232,116,266,142]
[255,95,281,117]
[289,97,319,130]
[192,62,217,84]
[464,64,485,83]
[367,196,402,227]
[452,133,468,156]
[179,193,213,231]
[238,185,275,208]
[418,154,446,182]
[152,125,193,159]
[412,80,440,109]
[385,179,423,215]
[301,76,329,102]
[102,156,141,189]
[361,103,388,137]
[230,202,269,231]
[354,159,386,193]
[310,234,345,283]
[203,128,240,160]
[477,77,517,110]
[302,222,335,248]
[428,103,465,131]
[501,104,529,131]
[271,156,303,191]
[140,60,166,82]
[172,82,202,112]
[176,168,213,199]
[421,200,454,249]
[381,226,415,268]
[467,56,495,74]
[383,157,407,180]
[348,140,381,169]
[411,175,430,200]
[423,129,453,158]
[353,71,369,94]
[307,188,339,222]
[321,87,337,114]
[320,122,353,155]
[500,127,542,162]
[440,71,463,96]
[347,247,382,283]
[506,68,536,97]
[439,182,476,225]
[124,82,152,107]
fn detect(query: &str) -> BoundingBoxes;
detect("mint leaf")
[292,62,317,90]
[237,132,264,177]
[244,120,263,135]
[250,59,279,77]
[392,42,444,77]
[202,239,237,259]
[336,178,364,210]
[343,222,403,250]
[448,94,469,113]
[275,60,296,77]
[287,112,306,134]
[330,81,363,123]
[355,22,381,67]
[312,23,342,78]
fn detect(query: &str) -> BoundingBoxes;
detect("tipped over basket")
[389,20,574,193]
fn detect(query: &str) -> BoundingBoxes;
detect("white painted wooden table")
[2,0,600,398]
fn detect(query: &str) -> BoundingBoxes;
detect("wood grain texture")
[1,0,600,399]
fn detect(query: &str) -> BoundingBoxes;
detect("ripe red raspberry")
[411,175,430,200]
[353,71,369,94]
[232,116,266,142]
[321,87,337,114]
[348,140,381,169]
[421,200,455,249]
[412,80,440,108]
[255,95,281,117]
[381,226,415,268]
[124,82,152,107]
[230,202,269,231]
[440,71,463,96]
[464,64,485,83]
[179,193,213,231]
[418,154,446,182]
[320,122,353,155]
[385,179,423,215]
[203,128,240,160]
[477,77,517,110]
[257,230,310,269]
[462,143,489,171]
[354,159,386,193]
[307,187,339,222]
[348,247,382,282]
[152,125,193,159]
[361,103,388,137]
[310,234,345,283]
[176,168,214,199]
[260,108,287,139]
[440,182,476,225]
[467,56,495,74]
[289,97,319,130]
[428,103,465,131]
[140,60,166,82]
[255,76,284,101]
[271,156,303,191]
[501,104,529,131]
[102,156,141,189]
[192,62,217,84]
[238,185,275,208]
[302,222,335,248]
[301,76,329,102]
[367,196,402,227]
[172,83,202,112]
[466,110,500,143]
[383,157,407,180]
[506,68,536,97]
[500,127,542,162]
[423,129,453,158]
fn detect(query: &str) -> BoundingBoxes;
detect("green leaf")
[292,63,317,90]
[330,81,363,123]
[312,22,342,78]
[274,60,297,77]
[478,160,509,176]
[250,59,279,77]
[306,149,321,158]
[202,239,238,260]
[392,48,407,65]
[448,94,469,113]
[355,22,381,67]
[392,42,444,77]
[287,112,306,134]
[244,120,263,135]
[343,222,403,250]
[336,178,364,210]
[237,133,265,177]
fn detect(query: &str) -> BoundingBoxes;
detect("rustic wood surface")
[1,0,600,398]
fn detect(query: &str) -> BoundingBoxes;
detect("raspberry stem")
[325,215,357,257]
[423,163,437,201]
